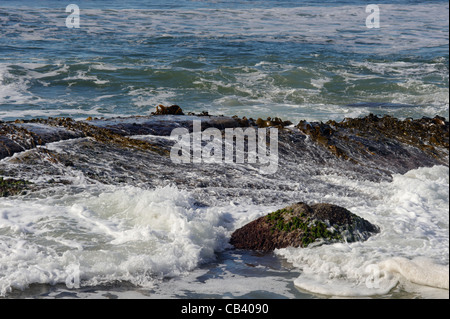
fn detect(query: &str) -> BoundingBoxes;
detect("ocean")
[0,0,448,300]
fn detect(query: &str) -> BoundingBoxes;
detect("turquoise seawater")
[0,0,448,122]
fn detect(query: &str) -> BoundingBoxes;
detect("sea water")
[0,0,449,299]
[0,0,448,122]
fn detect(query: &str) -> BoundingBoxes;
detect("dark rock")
[295,114,449,172]
[1,108,448,185]
[0,112,246,161]
[230,202,380,251]
[296,120,350,160]
[152,104,184,115]
[255,117,293,128]
[325,114,449,161]
[0,117,168,160]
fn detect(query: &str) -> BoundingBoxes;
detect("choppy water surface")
[0,0,448,122]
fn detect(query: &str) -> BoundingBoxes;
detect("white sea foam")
[379,257,449,290]
[0,162,448,298]
[27,64,69,80]
[0,64,37,105]
[277,165,449,297]
[63,70,109,85]
[90,63,119,71]
[0,62,73,112]
[0,185,230,296]
[3,3,446,53]
[85,4,448,53]
[128,87,178,108]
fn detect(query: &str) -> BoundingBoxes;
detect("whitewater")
[0,140,448,298]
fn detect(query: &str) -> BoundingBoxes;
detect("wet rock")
[0,110,245,160]
[230,202,380,251]
[255,117,293,128]
[1,107,448,179]
[328,114,449,150]
[1,107,448,205]
[0,117,169,160]
[152,104,184,115]
[296,114,449,171]
[188,110,211,117]
[296,120,350,160]
[0,176,32,197]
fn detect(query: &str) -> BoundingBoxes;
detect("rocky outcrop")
[1,106,448,201]
[297,114,449,167]
[0,109,245,161]
[230,202,380,251]
[1,106,448,167]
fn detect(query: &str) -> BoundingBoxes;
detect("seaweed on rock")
[230,202,380,251]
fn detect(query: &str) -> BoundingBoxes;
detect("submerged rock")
[230,202,379,251]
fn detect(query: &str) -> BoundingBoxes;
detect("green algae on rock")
[0,177,32,197]
[230,202,380,251]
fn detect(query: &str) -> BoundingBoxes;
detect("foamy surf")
[0,165,448,298]
[0,185,231,296]
[379,257,449,290]
[278,165,449,298]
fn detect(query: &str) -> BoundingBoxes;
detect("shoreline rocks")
[296,114,449,166]
[1,107,448,166]
[1,106,448,195]
[152,104,185,115]
[230,202,380,251]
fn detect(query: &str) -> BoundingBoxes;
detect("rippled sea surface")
[0,0,448,122]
